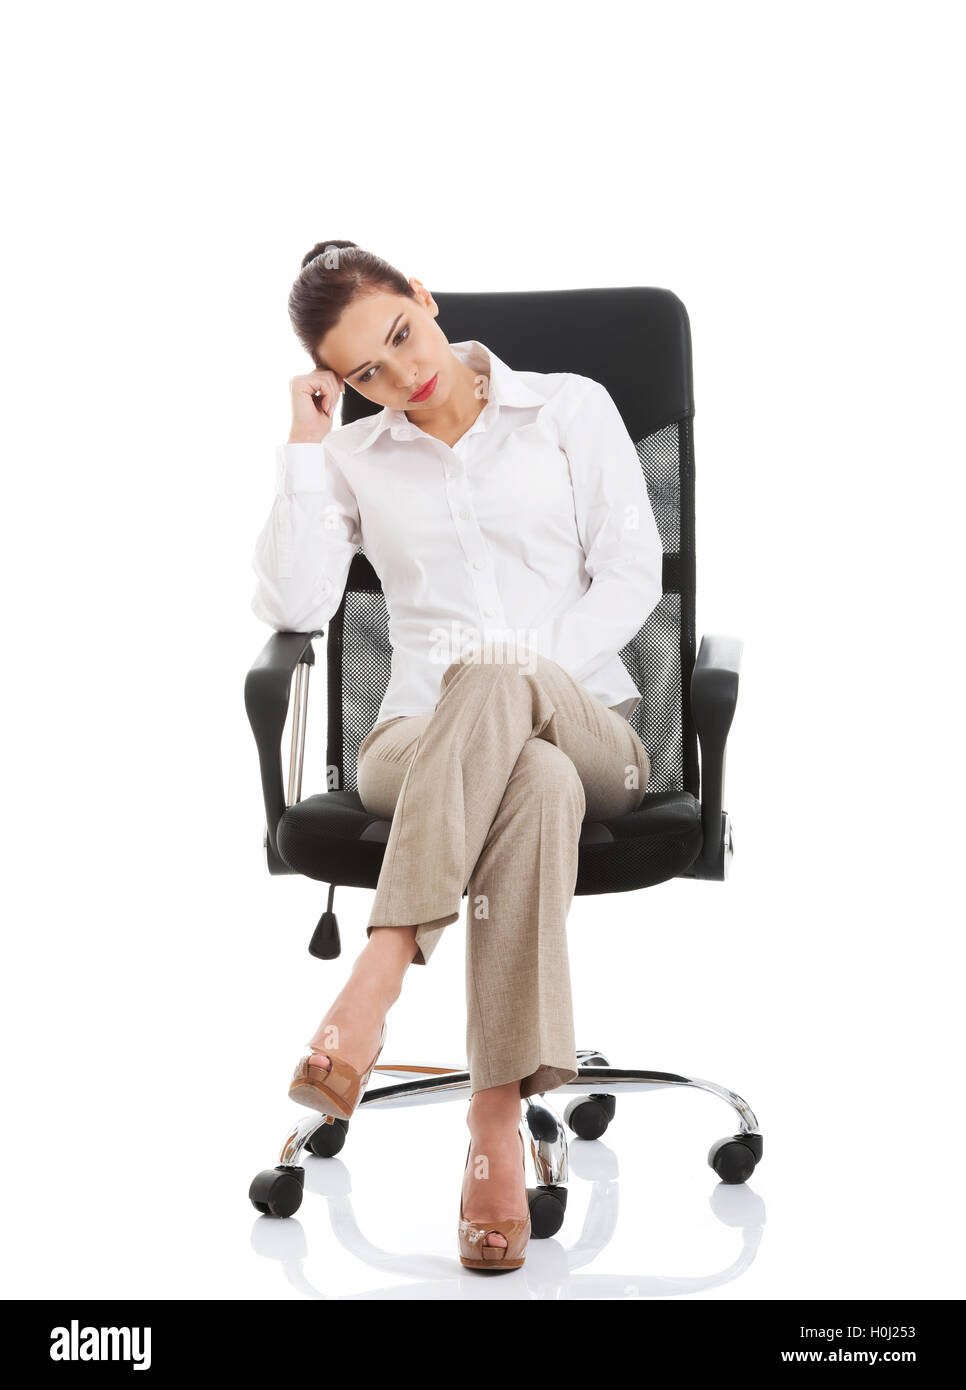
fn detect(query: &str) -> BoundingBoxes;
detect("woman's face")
[318,281,457,413]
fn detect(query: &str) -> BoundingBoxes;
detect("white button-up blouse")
[250,339,664,729]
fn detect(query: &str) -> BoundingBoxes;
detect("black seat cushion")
[276,790,703,896]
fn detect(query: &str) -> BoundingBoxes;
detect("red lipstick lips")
[408,372,438,402]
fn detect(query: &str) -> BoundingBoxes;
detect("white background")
[2,0,963,1301]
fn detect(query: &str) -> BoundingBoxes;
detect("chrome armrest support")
[286,657,312,808]
[244,628,323,875]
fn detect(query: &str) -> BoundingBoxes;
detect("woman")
[250,240,664,1269]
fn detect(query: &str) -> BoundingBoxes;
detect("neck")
[404,353,487,432]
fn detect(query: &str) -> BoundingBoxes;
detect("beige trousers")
[356,652,652,1099]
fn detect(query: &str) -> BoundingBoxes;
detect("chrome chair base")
[253,1049,763,1223]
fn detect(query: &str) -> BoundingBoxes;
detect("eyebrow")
[344,315,405,378]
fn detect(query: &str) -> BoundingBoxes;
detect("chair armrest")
[691,633,743,873]
[245,628,323,873]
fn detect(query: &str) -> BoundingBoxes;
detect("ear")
[409,277,439,318]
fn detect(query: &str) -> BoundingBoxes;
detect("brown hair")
[288,240,415,370]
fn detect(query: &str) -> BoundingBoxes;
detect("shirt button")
[459,508,469,520]
[473,560,484,570]
[483,607,494,617]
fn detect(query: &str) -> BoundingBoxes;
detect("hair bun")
[288,242,413,369]
[300,239,359,271]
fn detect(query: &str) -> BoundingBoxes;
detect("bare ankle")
[366,925,419,964]
[354,932,415,994]
[467,1084,522,1132]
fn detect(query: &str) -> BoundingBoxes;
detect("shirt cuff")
[276,442,328,494]
[529,613,610,688]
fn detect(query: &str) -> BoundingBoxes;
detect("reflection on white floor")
[249,1098,767,1300]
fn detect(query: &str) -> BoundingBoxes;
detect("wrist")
[287,432,327,445]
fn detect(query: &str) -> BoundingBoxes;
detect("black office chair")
[246,287,761,1225]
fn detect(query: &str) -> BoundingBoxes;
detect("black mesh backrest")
[325,287,699,801]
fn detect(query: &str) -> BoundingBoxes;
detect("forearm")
[250,442,361,633]
[532,559,662,685]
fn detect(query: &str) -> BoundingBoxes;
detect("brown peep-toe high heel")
[288,1020,387,1121]
[458,1127,531,1270]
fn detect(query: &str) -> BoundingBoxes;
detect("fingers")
[290,368,343,423]
[310,368,344,416]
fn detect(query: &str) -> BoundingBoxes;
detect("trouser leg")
[464,738,585,1099]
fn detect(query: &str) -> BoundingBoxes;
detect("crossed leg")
[311,651,649,1247]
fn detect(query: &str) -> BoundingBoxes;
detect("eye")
[357,324,410,383]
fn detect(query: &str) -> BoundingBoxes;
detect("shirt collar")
[346,339,546,454]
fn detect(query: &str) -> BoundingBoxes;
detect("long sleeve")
[250,442,362,633]
[531,378,663,685]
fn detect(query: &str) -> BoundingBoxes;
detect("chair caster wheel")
[305,1117,349,1158]
[527,1184,567,1238]
[708,1133,763,1184]
[564,1094,616,1140]
[249,1165,304,1217]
